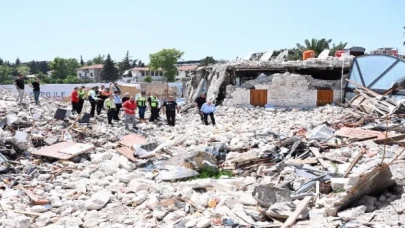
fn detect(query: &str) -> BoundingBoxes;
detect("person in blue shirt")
[113,91,122,121]
[200,100,216,126]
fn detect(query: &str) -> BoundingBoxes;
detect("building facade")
[121,67,166,83]
[77,64,103,82]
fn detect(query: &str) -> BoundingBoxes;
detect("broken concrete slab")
[32,142,95,160]
[252,184,292,207]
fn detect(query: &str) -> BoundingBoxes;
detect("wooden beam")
[281,196,312,228]
[309,147,328,169]
[343,147,366,178]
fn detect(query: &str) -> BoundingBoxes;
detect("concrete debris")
[1,83,405,227]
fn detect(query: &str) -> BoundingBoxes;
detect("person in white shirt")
[200,100,216,126]
[87,87,98,117]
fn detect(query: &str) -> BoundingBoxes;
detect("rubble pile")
[0,88,405,228]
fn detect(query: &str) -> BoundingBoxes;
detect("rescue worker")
[113,90,122,121]
[95,86,103,115]
[71,87,79,114]
[122,92,130,103]
[110,82,122,95]
[104,94,116,125]
[77,86,86,114]
[200,100,216,126]
[122,96,138,131]
[161,96,179,126]
[136,91,147,122]
[148,92,159,122]
[194,93,206,122]
[88,87,98,117]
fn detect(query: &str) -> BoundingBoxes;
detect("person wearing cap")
[195,93,206,122]
[77,86,86,114]
[113,90,122,121]
[122,92,130,103]
[148,92,159,122]
[161,96,179,126]
[71,87,80,114]
[104,94,116,125]
[136,91,147,122]
[200,99,216,126]
[122,96,139,131]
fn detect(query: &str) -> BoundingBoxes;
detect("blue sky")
[0,0,404,63]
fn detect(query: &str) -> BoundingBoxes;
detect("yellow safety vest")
[78,90,85,99]
[105,99,112,109]
[150,97,158,108]
[137,97,146,107]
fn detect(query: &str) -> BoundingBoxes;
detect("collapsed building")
[183,57,355,108]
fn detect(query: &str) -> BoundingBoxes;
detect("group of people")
[13,75,217,129]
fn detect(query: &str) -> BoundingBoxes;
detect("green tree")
[100,54,119,82]
[144,76,152,83]
[0,65,12,83]
[0,58,3,65]
[15,57,21,66]
[80,55,85,66]
[138,60,145,67]
[200,56,217,66]
[36,72,50,83]
[330,42,348,56]
[131,59,138,67]
[63,75,81,84]
[38,61,50,74]
[86,60,93,66]
[92,54,105,64]
[49,57,80,80]
[119,51,132,75]
[17,65,30,76]
[149,48,184,82]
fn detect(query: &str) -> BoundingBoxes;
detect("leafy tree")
[28,60,39,74]
[36,72,50,83]
[0,58,3,65]
[330,42,348,56]
[17,65,30,76]
[49,57,80,80]
[138,60,145,67]
[149,48,184,82]
[119,51,132,75]
[80,55,85,66]
[92,55,105,64]
[86,60,93,66]
[294,38,348,59]
[100,54,119,82]
[38,61,50,74]
[144,76,152,83]
[0,65,12,83]
[131,59,138,67]
[200,56,217,66]
[63,75,81,84]
[15,57,21,66]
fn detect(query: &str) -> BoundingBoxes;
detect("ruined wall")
[223,73,343,108]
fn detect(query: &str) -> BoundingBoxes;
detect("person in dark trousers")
[136,91,147,122]
[113,91,122,120]
[194,93,206,122]
[110,82,121,95]
[148,92,159,122]
[200,100,216,126]
[87,87,97,117]
[122,92,130,103]
[71,87,79,114]
[104,94,116,125]
[13,75,25,104]
[29,77,40,105]
[77,86,86,114]
[96,86,104,115]
[161,96,179,126]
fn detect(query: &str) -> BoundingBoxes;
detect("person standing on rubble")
[104,94,116,125]
[201,100,216,126]
[122,96,139,131]
[113,90,122,121]
[71,87,80,114]
[161,96,179,126]
[88,87,98,117]
[148,92,160,122]
[29,77,41,105]
[194,93,206,122]
[97,85,110,115]
[122,92,130,103]
[13,75,25,104]
[110,82,121,95]
[77,86,86,114]
[136,91,147,122]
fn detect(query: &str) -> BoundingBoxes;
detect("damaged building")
[184,57,354,108]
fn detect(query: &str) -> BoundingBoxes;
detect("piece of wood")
[374,134,405,145]
[309,147,328,169]
[59,144,94,155]
[6,209,42,217]
[322,156,346,163]
[285,158,318,165]
[119,134,147,148]
[343,147,366,178]
[281,196,312,228]
[336,127,395,141]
